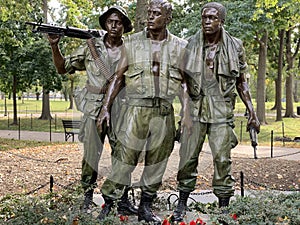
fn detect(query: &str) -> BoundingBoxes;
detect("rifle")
[25,21,102,39]
[249,126,258,159]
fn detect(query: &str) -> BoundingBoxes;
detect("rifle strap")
[86,38,113,82]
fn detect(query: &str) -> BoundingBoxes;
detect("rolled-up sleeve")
[64,43,87,74]
[238,42,247,74]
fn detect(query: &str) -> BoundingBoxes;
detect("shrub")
[190,191,300,224]
[1,189,299,224]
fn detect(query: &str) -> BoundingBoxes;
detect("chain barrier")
[26,183,49,195]
[244,177,299,192]
[239,171,299,195]
[53,180,80,191]
[6,151,82,165]
[270,150,300,159]
[6,151,54,163]
[24,176,81,196]
[6,150,111,166]
[166,190,214,210]
[202,147,300,160]
[22,170,298,212]
[281,124,300,133]
[272,122,300,143]
[231,150,300,160]
[256,132,270,140]
[238,119,299,145]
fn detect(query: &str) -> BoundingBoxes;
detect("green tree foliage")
[24,36,62,92]
[1,0,299,123]
[0,0,63,123]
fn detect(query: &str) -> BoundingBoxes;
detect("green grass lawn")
[172,98,300,146]
[0,98,81,132]
[1,98,300,146]
[0,98,73,114]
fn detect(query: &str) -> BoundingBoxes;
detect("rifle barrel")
[25,21,101,39]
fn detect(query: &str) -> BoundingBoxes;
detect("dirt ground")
[0,143,299,198]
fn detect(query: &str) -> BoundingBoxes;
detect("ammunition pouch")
[73,87,88,113]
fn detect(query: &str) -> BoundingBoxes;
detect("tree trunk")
[296,58,300,103]
[68,80,74,110]
[284,30,295,117]
[275,29,284,122]
[294,80,299,103]
[256,30,268,125]
[38,0,52,120]
[4,96,7,116]
[39,89,52,120]
[293,54,300,103]
[285,72,294,117]
[62,85,68,101]
[12,74,18,125]
[134,0,148,32]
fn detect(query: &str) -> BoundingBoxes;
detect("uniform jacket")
[123,28,187,101]
[65,34,121,118]
[184,28,247,123]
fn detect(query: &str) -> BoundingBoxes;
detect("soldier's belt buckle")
[153,97,160,107]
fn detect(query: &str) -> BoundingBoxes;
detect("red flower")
[179,222,187,225]
[119,215,128,222]
[230,213,238,220]
[196,218,206,225]
[189,220,197,225]
[162,219,171,225]
[101,204,105,209]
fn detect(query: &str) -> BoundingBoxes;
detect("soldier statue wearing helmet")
[47,5,137,216]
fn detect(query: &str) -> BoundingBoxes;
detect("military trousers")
[79,115,114,191]
[177,121,238,198]
[101,100,176,199]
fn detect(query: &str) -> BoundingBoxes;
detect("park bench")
[62,120,81,142]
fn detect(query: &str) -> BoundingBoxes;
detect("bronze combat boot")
[81,189,94,213]
[172,191,190,222]
[218,197,230,213]
[138,192,161,225]
[117,188,138,215]
[218,197,231,225]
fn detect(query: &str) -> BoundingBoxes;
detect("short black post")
[49,119,52,142]
[30,114,33,129]
[271,130,274,158]
[240,171,244,197]
[240,121,243,142]
[4,96,7,116]
[18,117,21,140]
[55,114,57,130]
[50,175,54,192]
[282,122,285,146]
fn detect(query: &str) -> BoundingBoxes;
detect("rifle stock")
[25,21,101,39]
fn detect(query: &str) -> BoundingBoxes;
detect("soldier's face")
[105,12,124,38]
[201,8,222,35]
[147,4,168,31]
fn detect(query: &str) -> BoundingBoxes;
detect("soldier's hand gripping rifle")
[249,126,258,159]
[25,21,102,39]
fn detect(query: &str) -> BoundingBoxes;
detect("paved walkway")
[1,129,299,161]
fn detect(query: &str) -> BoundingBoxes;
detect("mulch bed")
[0,143,299,198]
